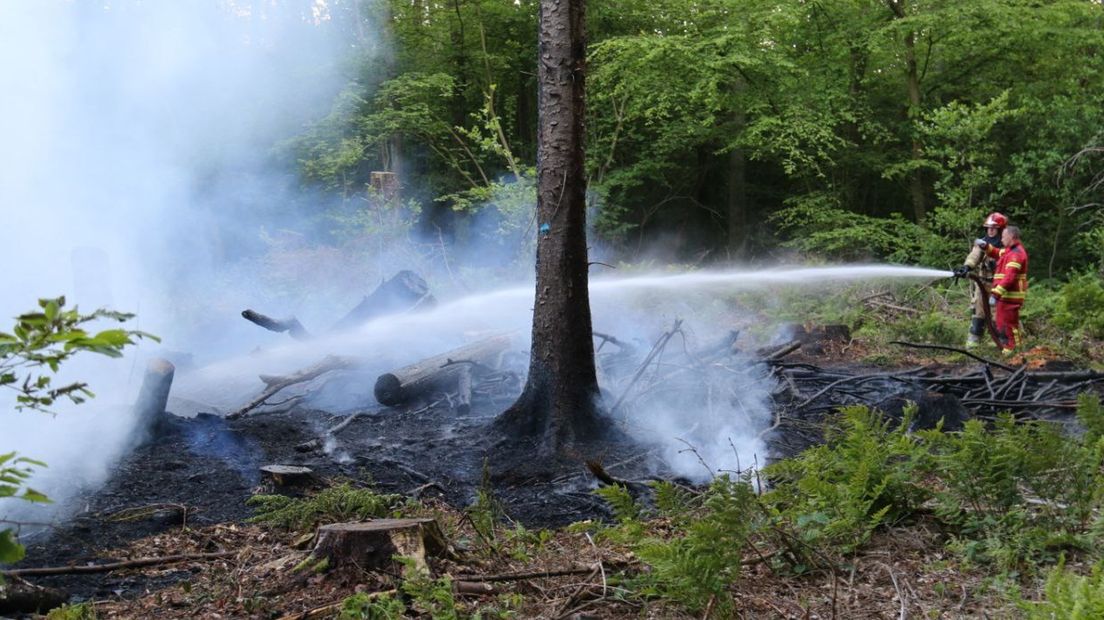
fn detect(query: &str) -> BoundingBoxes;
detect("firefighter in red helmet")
[952,212,1007,347]
[979,225,1028,354]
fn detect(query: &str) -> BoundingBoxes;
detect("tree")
[494,0,603,453]
[0,297,153,566]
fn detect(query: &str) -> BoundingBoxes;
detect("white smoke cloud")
[0,0,358,521]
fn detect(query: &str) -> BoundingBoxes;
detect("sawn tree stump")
[309,519,447,573]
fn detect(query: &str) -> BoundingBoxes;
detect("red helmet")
[984,212,1008,228]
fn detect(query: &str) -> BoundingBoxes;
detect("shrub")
[1054,272,1104,339]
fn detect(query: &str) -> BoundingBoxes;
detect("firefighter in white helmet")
[952,212,1007,347]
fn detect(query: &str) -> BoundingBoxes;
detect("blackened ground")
[16,393,658,600]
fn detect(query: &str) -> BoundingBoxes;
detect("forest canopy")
[289,0,1104,277]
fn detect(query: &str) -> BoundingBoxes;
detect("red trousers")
[994,301,1022,353]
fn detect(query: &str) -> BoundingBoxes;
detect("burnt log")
[456,365,473,415]
[241,270,436,340]
[0,580,68,616]
[241,310,311,341]
[330,270,436,332]
[374,335,511,407]
[308,519,447,573]
[133,358,174,439]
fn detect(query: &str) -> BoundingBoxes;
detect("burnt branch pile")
[765,342,1104,456]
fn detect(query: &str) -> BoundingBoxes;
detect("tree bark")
[309,519,447,574]
[495,0,603,451]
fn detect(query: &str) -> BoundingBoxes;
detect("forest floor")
[8,331,1097,619]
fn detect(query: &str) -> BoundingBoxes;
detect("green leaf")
[20,487,51,503]
[0,529,25,564]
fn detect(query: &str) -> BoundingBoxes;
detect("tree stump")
[134,358,174,440]
[260,465,314,488]
[309,519,447,573]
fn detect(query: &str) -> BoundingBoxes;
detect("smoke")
[0,1,358,521]
[0,0,953,530]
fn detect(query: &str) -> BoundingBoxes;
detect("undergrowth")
[592,395,1104,615]
[247,483,408,531]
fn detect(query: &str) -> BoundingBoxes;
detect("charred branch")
[227,356,360,419]
[0,551,234,578]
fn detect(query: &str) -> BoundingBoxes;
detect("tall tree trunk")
[903,30,926,222]
[886,0,927,222]
[728,80,748,257]
[727,147,748,258]
[495,0,602,452]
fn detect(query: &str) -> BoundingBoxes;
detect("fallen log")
[0,551,234,578]
[242,270,435,340]
[0,578,68,616]
[227,355,359,419]
[330,270,436,332]
[453,565,598,583]
[373,335,511,407]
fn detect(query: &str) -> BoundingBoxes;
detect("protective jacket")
[963,233,1002,278]
[986,242,1028,305]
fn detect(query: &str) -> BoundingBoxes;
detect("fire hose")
[965,273,1004,348]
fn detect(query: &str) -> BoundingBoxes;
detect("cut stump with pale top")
[309,519,448,573]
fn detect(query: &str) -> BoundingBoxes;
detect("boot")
[965,317,985,348]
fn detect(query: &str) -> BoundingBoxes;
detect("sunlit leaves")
[0,297,157,413]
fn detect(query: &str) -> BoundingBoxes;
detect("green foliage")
[770,197,939,264]
[1022,561,1104,619]
[1054,273,1104,339]
[45,603,98,620]
[337,591,407,620]
[593,475,759,614]
[1,297,151,567]
[0,296,156,412]
[403,573,459,619]
[593,485,640,524]
[467,459,505,551]
[922,406,1104,572]
[764,406,929,551]
[632,475,758,614]
[892,311,961,346]
[246,483,406,531]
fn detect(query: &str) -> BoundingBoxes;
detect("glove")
[989,295,998,307]
[952,265,970,278]
[975,238,988,248]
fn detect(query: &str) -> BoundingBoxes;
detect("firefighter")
[977,225,1028,354]
[952,212,1007,348]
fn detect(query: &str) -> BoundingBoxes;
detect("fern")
[1023,561,1104,619]
[594,484,641,523]
[247,483,406,531]
[764,405,929,551]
